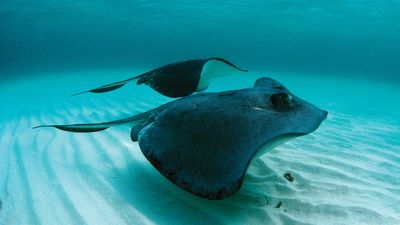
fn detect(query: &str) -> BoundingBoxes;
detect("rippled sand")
[0,71,399,225]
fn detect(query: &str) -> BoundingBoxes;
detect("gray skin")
[34,77,327,200]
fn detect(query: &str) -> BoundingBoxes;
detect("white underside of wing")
[252,135,296,160]
[196,59,239,92]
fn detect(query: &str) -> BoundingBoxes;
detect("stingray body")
[35,77,327,200]
[72,57,248,97]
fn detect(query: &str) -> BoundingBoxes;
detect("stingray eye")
[270,93,294,107]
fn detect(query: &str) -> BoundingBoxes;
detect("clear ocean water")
[0,1,399,225]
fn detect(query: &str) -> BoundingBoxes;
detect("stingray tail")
[33,110,155,133]
[70,73,147,97]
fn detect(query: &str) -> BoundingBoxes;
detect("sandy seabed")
[0,71,399,225]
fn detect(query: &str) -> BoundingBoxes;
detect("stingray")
[35,77,327,200]
[72,57,248,97]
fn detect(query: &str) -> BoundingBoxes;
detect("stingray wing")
[137,102,265,200]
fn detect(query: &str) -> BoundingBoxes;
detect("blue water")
[1,1,400,79]
[1,1,399,225]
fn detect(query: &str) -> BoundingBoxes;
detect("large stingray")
[35,77,327,200]
[72,57,248,97]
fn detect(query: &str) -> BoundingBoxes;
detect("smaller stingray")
[35,77,327,200]
[72,57,248,98]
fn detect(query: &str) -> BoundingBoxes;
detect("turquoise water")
[1,1,400,225]
[1,1,399,78]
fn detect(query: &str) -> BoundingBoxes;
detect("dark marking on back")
[270,93,294,110]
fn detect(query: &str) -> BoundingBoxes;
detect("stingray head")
[252,77,328,137]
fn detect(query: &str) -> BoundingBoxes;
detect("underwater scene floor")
[0,70,399,225]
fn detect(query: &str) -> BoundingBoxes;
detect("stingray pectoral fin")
[138,122,247,200]
[206,57,249,72]
[195,58,249,92]
[70,73,147,96]
[137,107,253,200]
